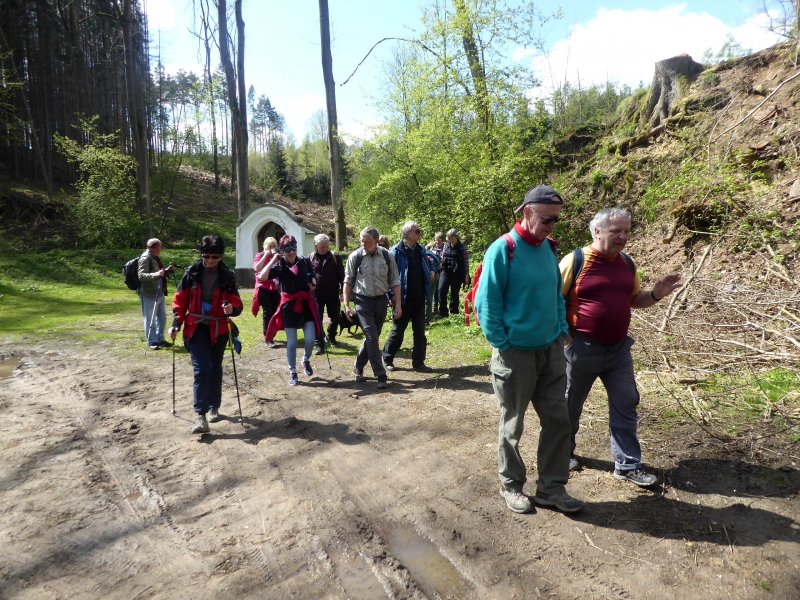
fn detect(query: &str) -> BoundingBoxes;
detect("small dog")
[337,310,362,336]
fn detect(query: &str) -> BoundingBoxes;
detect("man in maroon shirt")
[560,208,681,486]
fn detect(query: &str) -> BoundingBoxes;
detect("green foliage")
[700,71,721,88]
[699,368,799,432]
[54,116,142,247]
[0,243,235,338]
[345,2,559,252]
[733,210,785,253]
[427,314,492,364]
[639,158,746,226]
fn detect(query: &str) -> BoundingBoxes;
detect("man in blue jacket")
[382,221,435,373]
[475,185,583,515]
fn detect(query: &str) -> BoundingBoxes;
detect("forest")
[1,0,708,251]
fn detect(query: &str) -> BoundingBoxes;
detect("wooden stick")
[659,244,713,332]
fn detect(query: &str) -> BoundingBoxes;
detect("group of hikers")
[135,182,681,514]
[250,225,471,388]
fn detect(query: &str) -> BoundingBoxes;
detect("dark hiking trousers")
[382,295,427,367]
[438,271,462,316]
[315,294,341,346]
[565,333,642,471]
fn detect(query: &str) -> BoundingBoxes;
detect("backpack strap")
[501,232,515,261]
[566,247,584,299]
[620,251,635,274]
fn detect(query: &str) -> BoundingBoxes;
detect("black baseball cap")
[515,185,564,212]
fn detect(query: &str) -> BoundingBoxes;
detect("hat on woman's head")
[515,185,564,212]
[198,234,225,254]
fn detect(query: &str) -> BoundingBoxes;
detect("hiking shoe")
[499,488,534,514]
[191,414,209,434]
[314,345,325,355]
[148,344,161,350]
[289,372,298,386]
[208,408,221,423]
[613,468,658,487]
[157,340,173,348]
[384,360,396,372]
[303,361,313,376]
[533,490,584,513]
[266,341,276,348]
[569,457,580,471]
[376,377,388,389]
[354,369,367,382]
[414,364,433,373]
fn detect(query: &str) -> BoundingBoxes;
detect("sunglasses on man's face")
[280,245,297,254]
[539,215,561,225]
[202,254,222,260]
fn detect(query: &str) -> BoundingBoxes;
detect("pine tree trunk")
[218,0,248,220]
[120,0,151,233]
[235,0,248,216]
[318,0,347,249]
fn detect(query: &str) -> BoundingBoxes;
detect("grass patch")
[0,244,235,339]
[696,368,800,436]
[427,314,493,365]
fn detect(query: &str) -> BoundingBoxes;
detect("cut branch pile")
[630,244,799,453]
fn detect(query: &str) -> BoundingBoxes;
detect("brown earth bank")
[1,321,798,600]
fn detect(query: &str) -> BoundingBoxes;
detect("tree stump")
[645,54,704,128]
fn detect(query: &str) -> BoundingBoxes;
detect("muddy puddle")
[388,525,472,599]
[0,355,21,379]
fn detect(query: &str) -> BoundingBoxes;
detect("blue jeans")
[565,333,642,471]
[185,325,229,415]
[285,321,316,372]
[140,291,166,345]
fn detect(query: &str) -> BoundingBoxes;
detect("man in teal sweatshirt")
[476,185,583,515]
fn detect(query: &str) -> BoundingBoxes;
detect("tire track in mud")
[0,352,189,598]
[185,369,456,598]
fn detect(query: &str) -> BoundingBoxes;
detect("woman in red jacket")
[261,235,320,386]
[170,235,243,434]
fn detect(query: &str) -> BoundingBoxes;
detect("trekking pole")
[223,303,244,426]
[171,337,176,415]
[323,338,332,370]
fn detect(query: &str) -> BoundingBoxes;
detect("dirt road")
[1,335,798,599]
